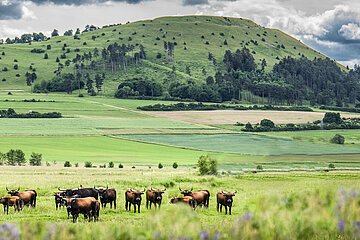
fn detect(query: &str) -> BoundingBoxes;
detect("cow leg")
[146,200,148,209]
[133,204,136,213]
[114,200,116,210]
[158,202,161,210]
[225,206,228,215]
[125,201,128,211]
[216,203,219,212]
[229,206,232,215]
[3,205,5,214]
[138,204,140,213]
[6,205,9,215]
[220,204,223,213]
[110,202,112,209]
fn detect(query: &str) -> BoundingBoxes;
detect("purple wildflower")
[213,232,221,240]
[241,212,253,221]
[0,224,20,240]
[200,231,210,240]
[338,220,345,233]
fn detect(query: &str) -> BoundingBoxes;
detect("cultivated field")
[1,92,360,239]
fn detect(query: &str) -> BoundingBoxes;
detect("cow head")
[150,187,166,201]
[58,188,76,197]
[96,187,107,201]
[179,187,193,196]
[129,189,145,203]
[6,187,20,196]
[221,191,236,204]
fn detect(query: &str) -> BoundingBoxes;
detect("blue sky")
[1,0,359,67]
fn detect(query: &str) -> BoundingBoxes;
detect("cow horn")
[79,185,83,188]
[17,187,20,191]
[234,191,237,194]
[151,187,155,191]
[6,187,8,191]
[179,187,182,191]
[190,187,193,191]
[162,188,166,192]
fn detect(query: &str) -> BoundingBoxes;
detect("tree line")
[0,150,42,166]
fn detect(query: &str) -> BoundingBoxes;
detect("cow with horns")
[216,191,237,215]
[7,187,37,208]
[146,187,166,209]
[125,189,145,213]
[68,197,100,223]
[58,186,98,200]
[54,191,66,210]
[179,187,210,208]
[170,196,197,209]
[96,186,117,209]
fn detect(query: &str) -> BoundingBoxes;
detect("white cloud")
[339,23,360,40]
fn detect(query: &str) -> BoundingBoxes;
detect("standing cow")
[68,197,99,223]
[179,187,210,208]
[125,189,145,213]
[7,188,37,208]
[217,191,236,215]
[97,187,117,209]
[0,196,23,214]
[54,191,66,210]
[146,187,166,209]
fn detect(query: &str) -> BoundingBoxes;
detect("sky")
[1,0,360,67]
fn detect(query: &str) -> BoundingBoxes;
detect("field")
[1,92,360,239]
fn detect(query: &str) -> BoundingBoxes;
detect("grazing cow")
[125,189,145,213]
[7,188,37,208]
[58,187,98,200]
[0,196,22,214]
[97,187,117,209]
[179,187,210,208]
[217,191,236,215]
[170,196,196,209]
[54,192,66,210]
[69,197,98,223]
[146,187,166,209]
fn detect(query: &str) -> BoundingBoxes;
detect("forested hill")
[1,15,358,106]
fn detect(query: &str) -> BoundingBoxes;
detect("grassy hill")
[0,15,327,95]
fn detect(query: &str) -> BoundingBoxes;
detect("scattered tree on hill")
[64,30,73,36]
[197,155,218,175]
[51,29,59,37]
[323,112,342,124]
[6,149,26,166]
[260,119,275,128]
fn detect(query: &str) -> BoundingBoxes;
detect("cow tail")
[204,190,210,207]
[28,190,37,207]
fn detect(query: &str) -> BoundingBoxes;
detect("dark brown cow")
[146,187,166,209]
[69,197,98,223]
[0,196,22,214]
[97,187,117,209]
[63,197,75,219]
[92,200,100,222]
[7,188,37,207]
[179,187,210,208]
[54,191,66,210]
[217,191,236,215]
[170,196,196,209]
[125,189,144,213]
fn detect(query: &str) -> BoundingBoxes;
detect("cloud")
[339,23,360,41]
[0,1,23,20]
[182,0,209,6]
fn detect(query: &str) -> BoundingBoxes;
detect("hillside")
[0,15,327,95]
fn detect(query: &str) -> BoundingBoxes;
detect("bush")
[197,155,218,175]
[119,163,124,168]
[256,165,263,170]
[260,119,275,128]
[29,152,42,166]
[108,161,114,168]
[75,163,79,167]
[6,149,26,166]
[173,162,178,169]
[330,134,345,144]
[328,163,335,169]
[158,163,163,169]
[84,162,93,168]
[78,94,84,97]
[323,112,343,124]
[0,152,6,165]
[64,161,71,167]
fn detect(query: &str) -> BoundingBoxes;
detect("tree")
[6,149,26,166]
[29,152,42,166]
[64,29,73,36]
[331,134,345,144]
[64,161,71,167]
[84,162,93,168]
[44,53,49,59]
[158,163,163,169]
[108,161,114,168]
[172,162,178,169]
[95,74,104,93]
[51,29,59,37]
[245,122,253,131]
[260,119,275,128]
[323,112,343,124]
[197,155,217,175]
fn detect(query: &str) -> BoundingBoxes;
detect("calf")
[7,188,37,207]
[97,187,117,209]
[69,197,98,223]
[0,196,22,214]
[125,189,144,213]
[146,187,166,209]
[54,192,66,210]
[217,191,236,215]
[180,187,210,208]
[170,196,196,209]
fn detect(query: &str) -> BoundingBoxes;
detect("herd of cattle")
[0,186,237,222]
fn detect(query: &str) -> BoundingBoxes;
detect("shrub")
[173,162,178,169]
[6,149,26,166]
[78,93,84,97]
[158,163,163,169]
[0,152,6,165]
[108,161,114,168]
[197,155,218,175]
[119,163,124,168]
[29,152,42,166]
[323,112,342,124]
[75,163,79,167]
[46,161,51,166]
[64,161,71,167]
[328,163,335,169]
[330,134,345,144]
[84,162,93,168]
[256,165,263,170]
[245,122,253,130]
[260,119,275,128]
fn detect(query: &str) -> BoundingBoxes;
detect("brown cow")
[69,197,98,223]
[7,187,37,207]
[96,186,116,209]
[125,189,144,213]
[217,191,236,215]
[146,187,166,209]
[179,187,210,208]
[92,200,100,222]
[0,196,22,214]
[170,196,196,209]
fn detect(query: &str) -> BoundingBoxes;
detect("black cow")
[59,187,98,200]
[146,187,166,209]
[125,189,144,213]
[217,191,236,215]
[54,191,66,210]
[97,187,117,209]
